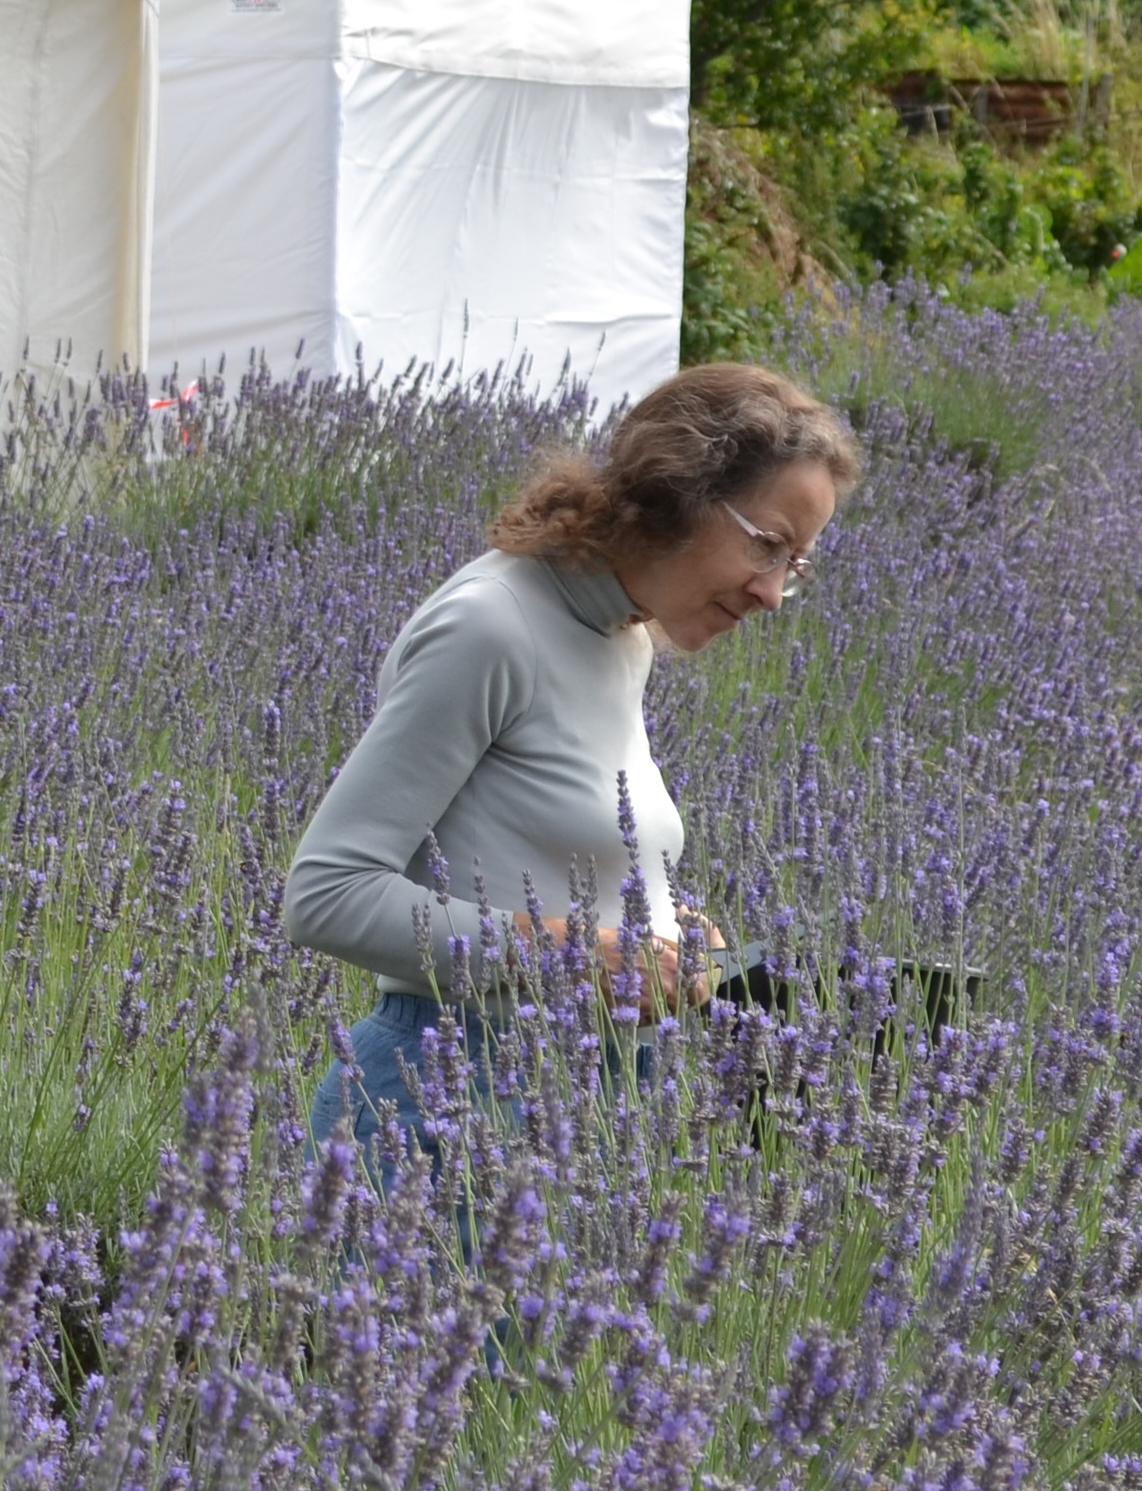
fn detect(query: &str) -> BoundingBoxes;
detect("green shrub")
[681,123,793,365]
[1029,137,1142,273]
[837,109,1020,280]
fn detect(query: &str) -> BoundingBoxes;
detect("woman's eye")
[750,536,788,568]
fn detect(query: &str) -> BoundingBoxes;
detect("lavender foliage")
[2,292,1142,1485]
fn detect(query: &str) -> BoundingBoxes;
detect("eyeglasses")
[721,502,818,598]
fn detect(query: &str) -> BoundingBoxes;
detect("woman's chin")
[674,627,721,654]
[648,607,737,653]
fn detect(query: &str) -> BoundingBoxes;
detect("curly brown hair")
[490,363,859,566]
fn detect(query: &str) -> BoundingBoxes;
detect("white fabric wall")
[339,0,690,413]
[336,64,689,413]
[1,0,690,414]
[148,0,342,380]
[343,0,689,86]
[0,0,157,381]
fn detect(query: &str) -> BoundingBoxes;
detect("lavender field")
[3,286,1142,1489]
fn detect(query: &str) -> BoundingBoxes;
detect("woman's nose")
[744,568,785,613]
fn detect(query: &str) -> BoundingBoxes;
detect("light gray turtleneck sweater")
[283,549,686,997]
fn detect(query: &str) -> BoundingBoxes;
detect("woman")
[284,363,858,1183]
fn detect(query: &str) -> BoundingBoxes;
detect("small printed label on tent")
[231,0,283,12]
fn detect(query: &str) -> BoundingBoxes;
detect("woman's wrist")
[506,911,568,985]
[510,911,567,946]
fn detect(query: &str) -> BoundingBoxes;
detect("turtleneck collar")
[539,559,644,637]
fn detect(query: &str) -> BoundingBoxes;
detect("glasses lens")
[781,558,816,598]
[747,535,789,574]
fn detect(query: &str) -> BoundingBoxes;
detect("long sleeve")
[283,573,536,984]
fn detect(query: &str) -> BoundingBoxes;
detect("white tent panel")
[336,63,688,414]
[148,55,341,379]
[159,0,341,60]
[1,0,690,410]
[0,0,157,380]
[149,0,341,379]
[343,0,690,87]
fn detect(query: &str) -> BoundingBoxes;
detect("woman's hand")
[593,926,683,1025]
[596,911,725,1025]
[511,911,725,1025]
[680,907,726,954]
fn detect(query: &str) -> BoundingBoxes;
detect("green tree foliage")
[942,1,1142,36]
[690,0,945,130]
[682,0,1142,362]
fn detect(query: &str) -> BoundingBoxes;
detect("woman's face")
[615,459,837,653]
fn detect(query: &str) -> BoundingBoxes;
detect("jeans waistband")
[371,990,515,1033]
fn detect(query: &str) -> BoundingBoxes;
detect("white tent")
[1,0,691,415]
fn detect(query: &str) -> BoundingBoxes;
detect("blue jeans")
[308,991,653,1374]
[309,991,511,1176]
[309,991,654,1231]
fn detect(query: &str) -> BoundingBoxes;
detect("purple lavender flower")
[9,294,1142,1486]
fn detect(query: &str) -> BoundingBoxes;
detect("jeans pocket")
[308,1077,364,1151]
